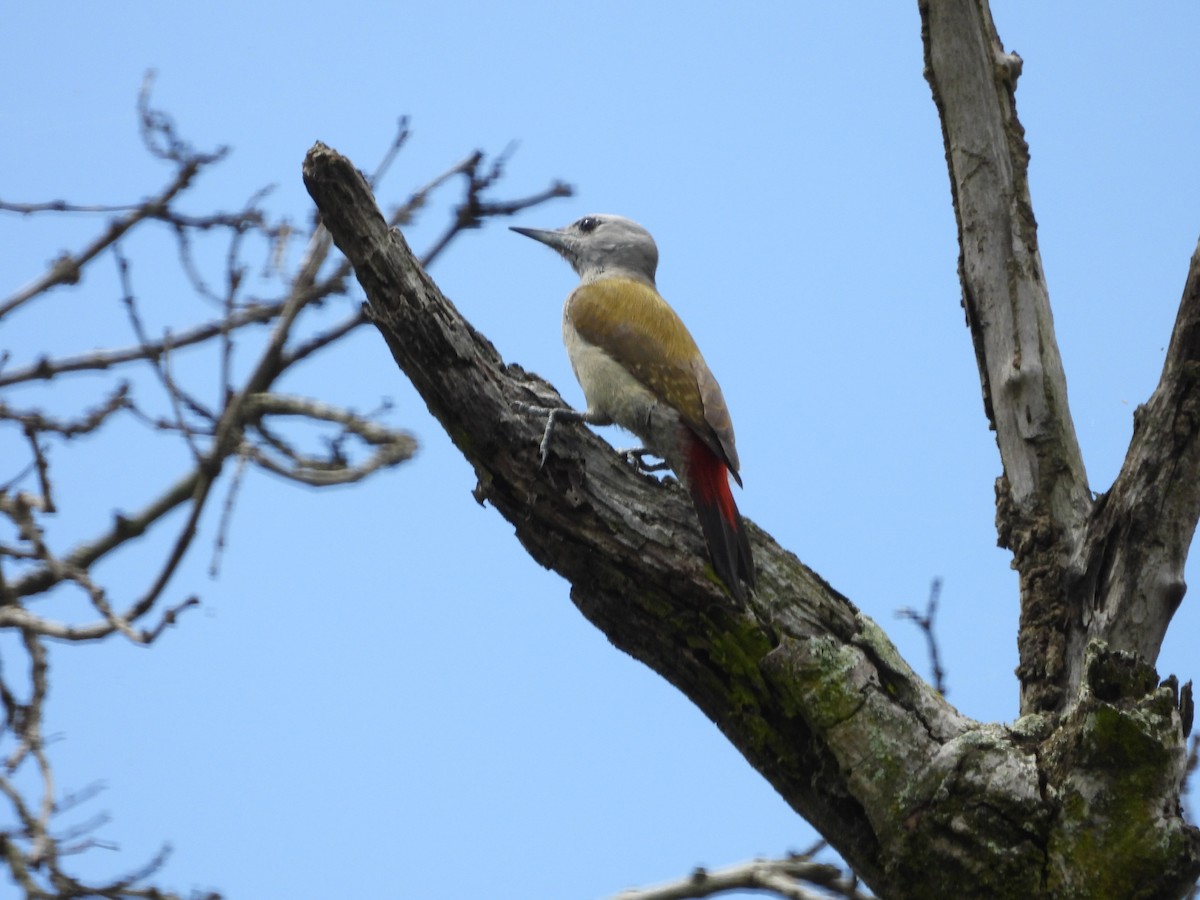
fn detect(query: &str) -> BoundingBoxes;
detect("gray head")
[510,214,659,284]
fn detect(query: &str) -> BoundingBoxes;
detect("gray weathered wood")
[303,10,1200,878]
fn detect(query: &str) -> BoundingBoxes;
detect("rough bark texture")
[922,0,1200,723]
[921,0,1092,716]
[299,4,1200,892]
[1065,244,1200,688]
[304,124,1198,893]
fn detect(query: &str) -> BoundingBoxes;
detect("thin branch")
[422,177,572,268]
[388,152,479,227]
[0,301,284,388]
[122,242,319,619]
[896,578,947,696]
[209,453,248,577]
[381,147,573,268]
[0,585,200,644]
[7,629,53,868]
[69,566,151,644]
[114,244,208,461]
[0,200,148,215]
[0,106,571,899]
[136,70,227,166]
[0,158,211,321]
[611,853,873,900]
[0,384,130,439]
[278,305,368,369]
[239,392,416,486]
[0,488,201,643]
[367,116,412,188]
[419,148,574,266]
[21,425,55,514]
[9,467,201,600]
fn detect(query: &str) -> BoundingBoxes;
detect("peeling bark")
[922,0,1200,726]
[920,0,1092,715]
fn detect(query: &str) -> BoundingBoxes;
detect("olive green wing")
[568,277,741,479]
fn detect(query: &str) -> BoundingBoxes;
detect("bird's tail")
[686,440,755,600]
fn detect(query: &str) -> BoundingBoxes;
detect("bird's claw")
[515,400,581,469]
[619,447,669,474]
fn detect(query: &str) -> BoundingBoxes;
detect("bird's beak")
[510,225,572,255]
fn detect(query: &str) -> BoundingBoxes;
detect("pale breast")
[560,276,738,476]
[563,316,653,425]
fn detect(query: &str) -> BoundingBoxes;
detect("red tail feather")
[686,438,755,599]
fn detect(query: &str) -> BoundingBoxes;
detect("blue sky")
[2,3,1199,898]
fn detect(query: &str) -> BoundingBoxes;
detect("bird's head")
[511,214,659,285]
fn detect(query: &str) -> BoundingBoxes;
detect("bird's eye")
[576,216,599,233]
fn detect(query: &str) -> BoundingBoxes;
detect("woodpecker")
[511,214,755,600]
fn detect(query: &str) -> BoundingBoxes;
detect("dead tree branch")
[611,851,873,900]
[921,0,1200,729]
[920,0,1092,714]
[303,122,1200,896]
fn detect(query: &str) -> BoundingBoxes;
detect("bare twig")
[0,200,149,214]
[419,149,573,266]
[896,578,948,696]
[0,302,284,388]
[239,392,416,486]
[279,305,368,369]
[611,851,874,900]
[368,116,412,189]
[1,79,572,898]
[209,452,248,578]
[114,243,208,461]
[136,71,226,166]
[21,425,55,513]
[8,467,202,600]
[0,384,130,440]
[0,156,215,321]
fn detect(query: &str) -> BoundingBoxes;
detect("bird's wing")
[568,277,741,479]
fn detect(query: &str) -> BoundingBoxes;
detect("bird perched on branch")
[511,214,755,600]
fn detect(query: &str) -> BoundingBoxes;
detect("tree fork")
[304,137,1199,896]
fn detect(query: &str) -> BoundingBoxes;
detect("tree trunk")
[301,2,1200,893]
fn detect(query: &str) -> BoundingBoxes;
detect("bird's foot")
[619,447,670,474]
[514,401,585,468]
